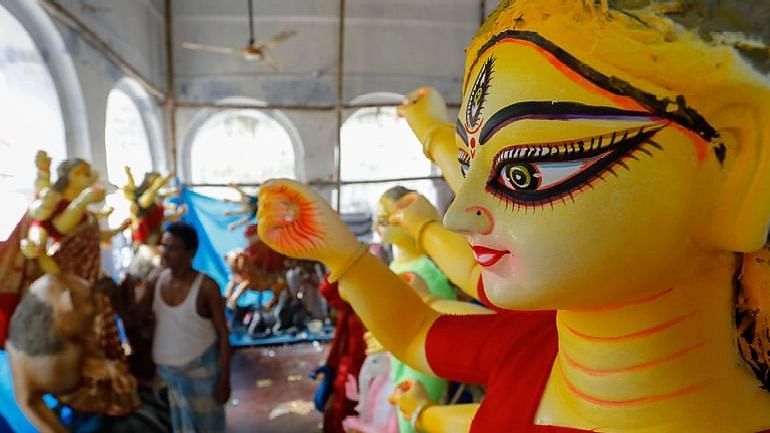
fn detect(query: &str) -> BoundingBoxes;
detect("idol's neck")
[542,252,770,432]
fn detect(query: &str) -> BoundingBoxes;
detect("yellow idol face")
[445,32,724,310]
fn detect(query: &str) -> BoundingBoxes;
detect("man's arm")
[202,276,232,405]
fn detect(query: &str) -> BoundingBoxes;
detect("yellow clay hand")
[79,185,105,205]
[391,193,441,240]
[35,150,51,172]
[389,379,432,422]
[257,179,361,275]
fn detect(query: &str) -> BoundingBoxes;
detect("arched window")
[184,107,300,198]
[0,5,67,240]
[104,79,158,188]
[339,95,439,216]
[104,79,160,274]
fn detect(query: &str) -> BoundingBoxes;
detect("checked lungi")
[156,344,225,433]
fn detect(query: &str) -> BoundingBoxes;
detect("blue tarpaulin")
[0,350,70,433]
[0,414,11,433]
[173,188,250,292]
[0,350,34,433]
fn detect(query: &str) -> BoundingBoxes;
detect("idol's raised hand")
[390,192,440,239]
[257,179,362,276]
[260,180,440,375]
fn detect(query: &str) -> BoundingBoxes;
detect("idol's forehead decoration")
[455,0,770,170]
[465,56,495,134]
[459,31,719,148]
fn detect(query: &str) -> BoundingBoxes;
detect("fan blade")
[252,30,297,50]
[181,42,236,55]
[259,54,281,72]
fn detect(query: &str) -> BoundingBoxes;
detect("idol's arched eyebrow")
[476,101,659,145]
[463,30,719,143]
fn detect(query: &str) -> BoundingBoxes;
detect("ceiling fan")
[181,0,296,71]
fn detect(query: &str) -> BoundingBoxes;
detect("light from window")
[0,5,67,240]
[105,87,153,188]
[0,190,27,241]
[339,106,438,214]
[190,110,296,197]
[104,85,155,271]
[103,190,134,278]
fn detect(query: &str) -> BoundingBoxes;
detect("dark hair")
[165,221,199,252]
[53,158,88,192]
[382,185,414,203]
[8,293,64,356]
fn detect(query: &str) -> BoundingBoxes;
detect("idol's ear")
[703,95,770,252]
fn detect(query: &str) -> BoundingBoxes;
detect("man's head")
[160,222,198,270]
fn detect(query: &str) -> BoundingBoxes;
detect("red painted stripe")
[561,312,697,343]
[561,342,705,376]
[567,288,673,313]
[476,276,507,312]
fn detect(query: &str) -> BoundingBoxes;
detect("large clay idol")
[255,1,770,431]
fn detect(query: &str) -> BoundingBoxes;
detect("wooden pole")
[480,0,487,26]
[164,0,177,174]
[334,0,346,212]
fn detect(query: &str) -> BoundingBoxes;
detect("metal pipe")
[247,0,255,44]
[175,100,460,111]
[164,0,177,174]
[39,0,166,99]
[176,101,335,111]
[183,175,445,189]
[334,0,346,212]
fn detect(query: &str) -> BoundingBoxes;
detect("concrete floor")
[226,342,329,433]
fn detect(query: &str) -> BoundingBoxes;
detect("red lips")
[470,245,510,267]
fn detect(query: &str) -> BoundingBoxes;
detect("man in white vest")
[151,222,231,433]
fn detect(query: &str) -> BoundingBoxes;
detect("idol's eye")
[458,150,471,178]
[487,123,667,208]
[497,161,587,192]
[498,163,540,191]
